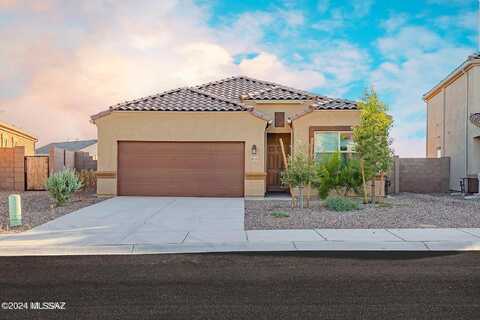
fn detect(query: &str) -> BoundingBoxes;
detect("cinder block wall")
[74,151,97,171]
[48,147,77,174]
[389,157,450,193]
[0,146,25,191]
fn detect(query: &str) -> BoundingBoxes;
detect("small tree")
[281,150,315,208]
[46,169,83,206]
[353,88,394,203]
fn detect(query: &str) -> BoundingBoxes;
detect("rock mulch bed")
[245,193,480,230]
[0,191,108,233]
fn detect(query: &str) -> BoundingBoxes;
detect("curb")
[1,240,480,256]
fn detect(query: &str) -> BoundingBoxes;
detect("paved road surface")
[0,252,479,319]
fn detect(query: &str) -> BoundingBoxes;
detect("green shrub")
[313,152,363,199]
[271,211,289,218]
[325,196,360,212]
[46,169,83,206]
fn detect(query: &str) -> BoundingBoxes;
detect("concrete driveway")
[0,197,245,247]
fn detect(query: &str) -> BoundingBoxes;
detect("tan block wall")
[95,111,267,196]
[0,128,36,155]
[0,146,25,191]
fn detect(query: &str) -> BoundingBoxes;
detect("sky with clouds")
[0,0,478,156]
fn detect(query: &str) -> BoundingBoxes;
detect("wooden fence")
[0,146,97,191]
[25,156,49,190]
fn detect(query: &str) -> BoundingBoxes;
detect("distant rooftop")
[36,139,97,154]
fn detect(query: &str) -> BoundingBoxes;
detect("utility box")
[8,194,22,227]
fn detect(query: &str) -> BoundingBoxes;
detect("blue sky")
[0,0,478,155]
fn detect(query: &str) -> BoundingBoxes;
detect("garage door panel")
[117,142,244,197]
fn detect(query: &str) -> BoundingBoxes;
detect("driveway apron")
[0,197,245,247]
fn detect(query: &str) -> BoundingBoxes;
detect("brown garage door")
[117,141,244,197]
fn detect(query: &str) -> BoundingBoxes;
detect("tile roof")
[195,76,276,101]
[36,139,97,154]
[241,85,316,100]
[467,52,480,61]
[92,76,358,121]
[111,87,248,112]
[311,97,358,110]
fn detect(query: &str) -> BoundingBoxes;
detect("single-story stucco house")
[91,76,359,197]
[424,52,480,191]
[0,120,37,155]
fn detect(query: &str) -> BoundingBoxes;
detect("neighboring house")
[91,76,359,197]
[424,52,480,191]
[0,120,37,155]
[36,139,98,159]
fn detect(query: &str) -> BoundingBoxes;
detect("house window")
[314,131,355,162]
[274,112,285,127]
[436,147,442,158]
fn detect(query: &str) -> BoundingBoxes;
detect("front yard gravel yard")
[245,193,480,230]
[0,191,108,233]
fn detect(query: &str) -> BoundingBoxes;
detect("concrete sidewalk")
[1,228,480,256]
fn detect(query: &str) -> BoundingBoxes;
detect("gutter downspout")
[465,69,469,178]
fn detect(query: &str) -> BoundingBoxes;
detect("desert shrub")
[325,196,360,212]
[313,152,363,199]
[78,169,97,192]
[46,169,83,206]
[271,211,289,218]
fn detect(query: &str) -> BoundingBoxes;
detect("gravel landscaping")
[0,191,108,233]
[245,193,480,230]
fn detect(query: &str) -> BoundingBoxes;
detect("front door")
[266,133,291,192]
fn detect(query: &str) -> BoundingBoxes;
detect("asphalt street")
[0,252,479,319]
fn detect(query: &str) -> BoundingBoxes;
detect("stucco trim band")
[96,171,117,179]
[245,172,267,180]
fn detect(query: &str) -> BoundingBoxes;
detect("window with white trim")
[313,131,355,162]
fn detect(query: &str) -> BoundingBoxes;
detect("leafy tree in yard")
[353,88,394,203]
[281,149,315,208]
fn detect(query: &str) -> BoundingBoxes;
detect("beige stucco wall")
[292,110,361,150]
[426,90,444,157]
[444,72,467,190]
[247,101,311,133]
[94,111,267,196]
[467,66,480,177]
[0,123,36,155]
[426,64,480,191]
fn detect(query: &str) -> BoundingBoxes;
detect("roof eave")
[90,109,113,124]
[423,58,480,101]
[0,121,38,142]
